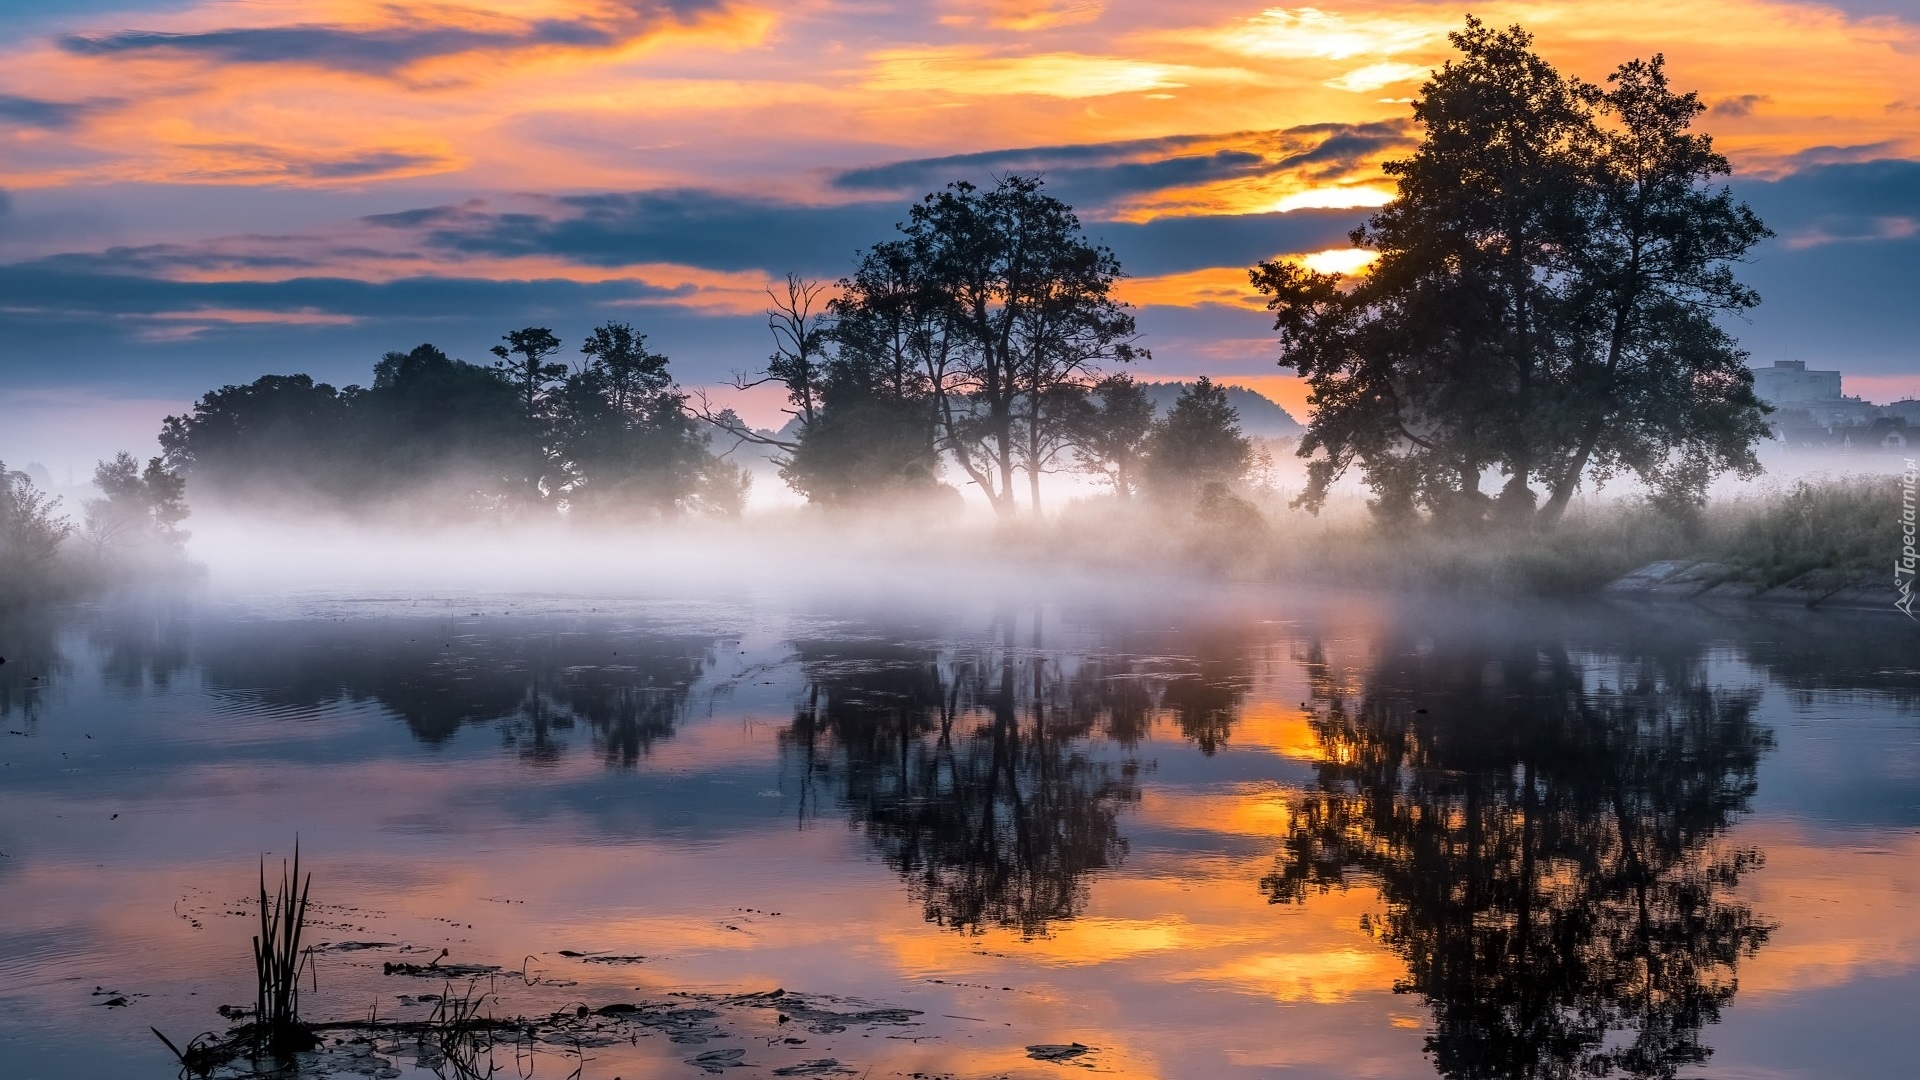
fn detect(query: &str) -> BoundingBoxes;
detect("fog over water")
[1,548,1916,1079]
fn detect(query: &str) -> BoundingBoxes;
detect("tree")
[162,351,532,515]
[839,175,1142,517]
[753,274,833,438]
[578,322,672,416]
[773,246,948,507]
[553,322,749,517]
[689,275,834,472]
[1141,377,1253,500]
[362,343,534,511]
[490,327,566,419]
[1536,55,1774,523]
[780,367,941,507]
[1253,19,1770,527]
[776,260,947,506]
[160,333,744,520]
[85,452,189,556]
[0,460,73,576]
[1069,374,1157,498]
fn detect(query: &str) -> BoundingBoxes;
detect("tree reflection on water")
[782,623,1144,937]
[1266,631,1776,1079]
[187,618,713,764]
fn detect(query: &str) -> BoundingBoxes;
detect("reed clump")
[253,841,317,1055]
[151,843,317,1077]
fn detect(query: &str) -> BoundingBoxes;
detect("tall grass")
[1713,476,1899,588]
[1040,474,1905,597]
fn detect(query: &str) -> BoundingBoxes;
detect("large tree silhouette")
[822,175,1142,516]
[1255,19,1770,526]
[1265,631,1774,1079]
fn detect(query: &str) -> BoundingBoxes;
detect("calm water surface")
[1,583,1916,1079]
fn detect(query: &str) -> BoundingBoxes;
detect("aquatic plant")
[252,841,316,1055]
[149,844,316,1075]
[150,1026,224,1078]
[424,979,502,1079]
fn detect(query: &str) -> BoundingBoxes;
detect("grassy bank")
[1040,474,1909,599]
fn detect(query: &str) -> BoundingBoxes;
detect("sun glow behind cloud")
[1119,247,1374,311]
[1322,60,1429,91]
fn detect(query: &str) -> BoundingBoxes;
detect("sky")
[1,0,1917,473]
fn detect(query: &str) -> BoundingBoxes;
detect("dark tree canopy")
[1254,19,1771,527]
[160,330,742,519]
[490,326,567,420]
[554,322,749,518]
[780,258,944,506]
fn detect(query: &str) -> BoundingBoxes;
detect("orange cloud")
[944,1,1108,31]
[863,48,1239,99]
[1118,246,1373,310]
[6,0,1914,197]
[55,1,769,82]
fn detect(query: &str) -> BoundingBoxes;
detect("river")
[1,581,1915,1079]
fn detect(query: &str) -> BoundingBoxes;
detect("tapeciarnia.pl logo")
[1899,458,1917,619]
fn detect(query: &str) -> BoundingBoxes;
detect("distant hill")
[1138,381,1303,439]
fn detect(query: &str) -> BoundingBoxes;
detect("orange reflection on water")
[1734,823,1920,996]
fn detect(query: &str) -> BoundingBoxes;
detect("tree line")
[155,174,1263,522]
[160,332,749,519]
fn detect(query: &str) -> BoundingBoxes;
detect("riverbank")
[7,475,1904,613]
[1031,473,1910,605]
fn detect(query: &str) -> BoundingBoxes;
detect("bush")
[1713,476,1899,588]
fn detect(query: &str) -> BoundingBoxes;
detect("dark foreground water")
[1,582,1916,1079]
